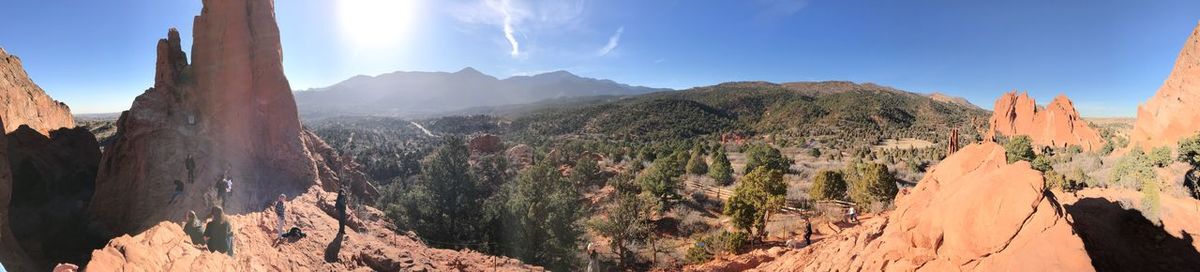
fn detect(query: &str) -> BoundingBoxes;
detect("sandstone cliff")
[988,91,1104,151]
[1130,22,1200,150]
[0,48,75,135]
[88,0,376,235]
[0,119,36,272]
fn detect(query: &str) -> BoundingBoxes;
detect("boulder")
[88,0,376,236]
[1130,22,1200,150]
[0,48,75,135]
[469,134,502,155]
[747,142,1095,271]
[988,92,1104,151]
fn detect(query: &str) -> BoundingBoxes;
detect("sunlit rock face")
[0,48,75,135]
[1131,22,1200,150]
[88,0,376,235]
[987,91,1104,151]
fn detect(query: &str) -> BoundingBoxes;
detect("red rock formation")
[505,144,534,169]
[737,142,1095,271]
[89,0,376,235]
[0,119,36,272]
[86,188,537,271]
[0,48,75,135]
[1131,22,1200,150]
[988,91,1104,151]
[947,128,959,157]
[469,134,502,155]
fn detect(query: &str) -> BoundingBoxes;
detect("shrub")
[808,148,821,158]
[686,147,710,175]
[571,157,604,187]
[743,144,793,174]
[1142,178,1162,225]
[685,231,749,264]
[1149,147,1173,168]
[1004,135,1035,164]
[1031,155,1052,172]
[1044,170,1067,191]
[1177,133,1200,167]
[846,163,898,207]
[1112,149,1156,190]
[809,170,846,201]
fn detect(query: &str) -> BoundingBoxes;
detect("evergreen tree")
[743,144,792,174]
[709,149,734,186]
[588,193,657,267]
[846,162,898,207]
[810,170,846,200]
[1004,135,1035,163]
[723,167,787,241]
[501,161,586,270]
[686,147,709,175]
[383,137,488,249]
[570,156,604,187]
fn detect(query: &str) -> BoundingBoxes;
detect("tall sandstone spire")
[88,0,376,234]
[1130,22,1200,150]
[0,48,75,135]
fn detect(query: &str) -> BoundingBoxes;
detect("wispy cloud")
[449,0,588,58]
[596,26,624,56]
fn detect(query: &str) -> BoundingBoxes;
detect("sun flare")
[337,0,420,50]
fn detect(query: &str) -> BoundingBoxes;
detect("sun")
[337,0,420,50]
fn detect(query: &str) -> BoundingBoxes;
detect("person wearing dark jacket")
[275,194,287,238]
[804,217,814,246]
[335,188,347,234]
[183,210,205,245]
[203,206,235,256]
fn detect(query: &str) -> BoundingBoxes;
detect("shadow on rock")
[1066,197,1200,271]
[324,231,344,263]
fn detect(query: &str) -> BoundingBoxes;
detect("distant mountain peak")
[456,67,484,75]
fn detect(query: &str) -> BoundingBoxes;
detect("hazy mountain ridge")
[294,67,670,118]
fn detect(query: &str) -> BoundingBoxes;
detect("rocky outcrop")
[746,142,1094,271]
[1130,22,1200,150]
[0,48,75,135]
[86,188,536,271]
[0,119,36,272]
[5,125,104,269]
[988,92,1104,151]
[88,0,376,235]
[469,134,502,155]
[505,144,534,169]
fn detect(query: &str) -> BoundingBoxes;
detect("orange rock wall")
[0,49,75,135]
[988,91,1104,151]
[1131,22,1200,150]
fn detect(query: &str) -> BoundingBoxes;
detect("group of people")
[183,206,236,256]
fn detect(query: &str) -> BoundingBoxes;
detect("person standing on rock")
[183,210,206,245]
[846,206,858,224]
[336,188,348,234]
[204,206,235,256]
[275,194,287,238]
[185,155,196,183]
[216,169,232,208]
[804,217,813,246]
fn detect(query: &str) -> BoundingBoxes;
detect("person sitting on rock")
[183,210,206,245]
[336,188,348,234]
[170,179,185,204]
[203,206,235,256]
[274,194,287,238]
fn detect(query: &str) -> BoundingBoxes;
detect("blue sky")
[0,0,1197,115]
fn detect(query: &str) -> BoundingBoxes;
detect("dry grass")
[872,138,935,151]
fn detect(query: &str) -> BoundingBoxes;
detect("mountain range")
[293,68,669,119]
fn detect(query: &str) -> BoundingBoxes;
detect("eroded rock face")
[752,142,1095,271]
[0,119,36,272]
[86,188,536,271]
[0,48,75,135]
[88,0,376,235]
[988,92,1104,151]
[1131,22,1200,150]
[6,125,103,270]
[469,134,502,155]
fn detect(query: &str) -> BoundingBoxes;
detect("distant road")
[409,121,436,137]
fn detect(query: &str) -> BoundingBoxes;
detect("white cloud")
[596,26,624,57]
[448,0,588,58]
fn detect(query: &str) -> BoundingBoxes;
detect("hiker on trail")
[216,170,232,208]
[170,179,184,204]
[846,206,858,224]
[275,194,287,238]
[185,155,196,183]
[183,210,206,245]
[203,206,235,256]
[335,188,348,234]
[804,217,813,246]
